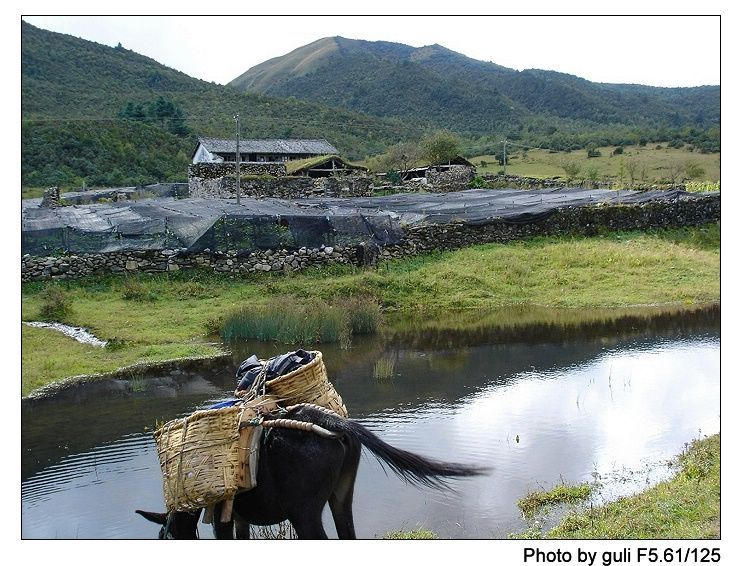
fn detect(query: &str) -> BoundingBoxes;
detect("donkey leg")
[234,517,251,539]
[289,509,328,539]
[211,502,235,539]
[328,439,361,539]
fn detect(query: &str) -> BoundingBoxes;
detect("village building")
[395,155,476,182]
[286,155,369,178]
[192,138,339,164]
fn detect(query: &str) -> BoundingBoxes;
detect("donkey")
[137,404,487,539]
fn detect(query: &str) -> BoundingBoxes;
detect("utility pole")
[234,113,241,205]
[502,139,507,176]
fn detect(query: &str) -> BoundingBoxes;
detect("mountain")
[230,36,720,139]
[21,22,414,187]
[21,23,720,189]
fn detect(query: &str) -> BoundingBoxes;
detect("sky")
[21,14,721,88]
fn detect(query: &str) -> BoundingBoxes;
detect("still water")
[21,307,720,539]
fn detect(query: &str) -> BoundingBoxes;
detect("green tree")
[561,160,581,178]
[420,130,461,165]
[685,161,706,180]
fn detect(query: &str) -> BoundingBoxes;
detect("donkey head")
[135,509,201,539]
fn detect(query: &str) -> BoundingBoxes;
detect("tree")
[625,158,639,185]
[584,164,600,183]
[685,161,706,180]
[420,130,461,165]
[561,160,581,179]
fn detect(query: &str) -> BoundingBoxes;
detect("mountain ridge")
[228,36,720,136]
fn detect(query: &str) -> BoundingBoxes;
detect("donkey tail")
[289,404,490,489]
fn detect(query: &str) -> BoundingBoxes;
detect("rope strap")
[262,418,340,439]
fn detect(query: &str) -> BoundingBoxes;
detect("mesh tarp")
[21,188,715,256]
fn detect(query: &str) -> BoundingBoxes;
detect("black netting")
[21,188,715,255]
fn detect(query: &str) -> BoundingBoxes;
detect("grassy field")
[473,144,720,184]
[542,434,721,539]
[20,224,719,395]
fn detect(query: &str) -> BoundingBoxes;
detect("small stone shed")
[285,155,369,178]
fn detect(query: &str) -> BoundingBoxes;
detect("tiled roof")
[198,138,339,155]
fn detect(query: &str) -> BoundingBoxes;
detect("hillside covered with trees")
[22,22,719,189]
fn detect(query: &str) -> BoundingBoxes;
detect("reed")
[221,296,381,345]
[373,355,396,380]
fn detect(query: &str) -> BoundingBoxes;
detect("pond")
[21,305,720,539]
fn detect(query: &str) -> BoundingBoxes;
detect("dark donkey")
[137,404,488,539]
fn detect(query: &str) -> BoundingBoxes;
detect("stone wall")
[21,196,720,282]
[188,166,374,199]
[188,162,286,181]
[425,165,476,191]
[22,246,359,282]
[481,174,686,191]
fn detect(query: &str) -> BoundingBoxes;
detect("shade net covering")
[21,188,715,256]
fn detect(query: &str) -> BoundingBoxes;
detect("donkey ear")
[135,509,168,525]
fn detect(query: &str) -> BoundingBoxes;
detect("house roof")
[196,138,339,156]
[285,155,368,175]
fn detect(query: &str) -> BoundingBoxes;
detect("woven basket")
[154,404,261,512]
[264,351,348,417]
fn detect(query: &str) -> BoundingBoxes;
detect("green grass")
[518,482,594,517]
[21,225,719,394]
[473,144,720,184]
[21,325,220,396]
[545,434,720,539]
[383,528,438,539]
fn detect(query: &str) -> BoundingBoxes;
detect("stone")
[125,260,138,270]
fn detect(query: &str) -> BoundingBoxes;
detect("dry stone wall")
[189,165,374,199]
[21,196,720,282]
[425,165,476,191]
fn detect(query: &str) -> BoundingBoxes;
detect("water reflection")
[21,305,720,539]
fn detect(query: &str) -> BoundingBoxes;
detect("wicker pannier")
[263,351,348,417]
[154,403,262,513]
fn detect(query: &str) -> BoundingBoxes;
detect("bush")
[38,285,73,321]
[561,160,581,178]
[121,278,159,302]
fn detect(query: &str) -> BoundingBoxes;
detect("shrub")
[612,146,624,155]
[38,285,73,321]
[584,165,600,182]
[121,278,159,302]
[561,160,581,178]
[684,162,706,180]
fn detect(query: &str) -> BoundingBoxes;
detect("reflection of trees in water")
[384,304,719,351]
[337,305,719,418]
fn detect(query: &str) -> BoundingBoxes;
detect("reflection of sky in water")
[348,338,719,538]
[22,336,719,539]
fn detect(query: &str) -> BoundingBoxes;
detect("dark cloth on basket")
[235,349,316,392]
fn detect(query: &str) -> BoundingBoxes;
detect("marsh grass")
[518,482,594,517]
[517,434,721,539]
[220,296,381,346]
[373,355,396,380]
[383,528,438,539]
